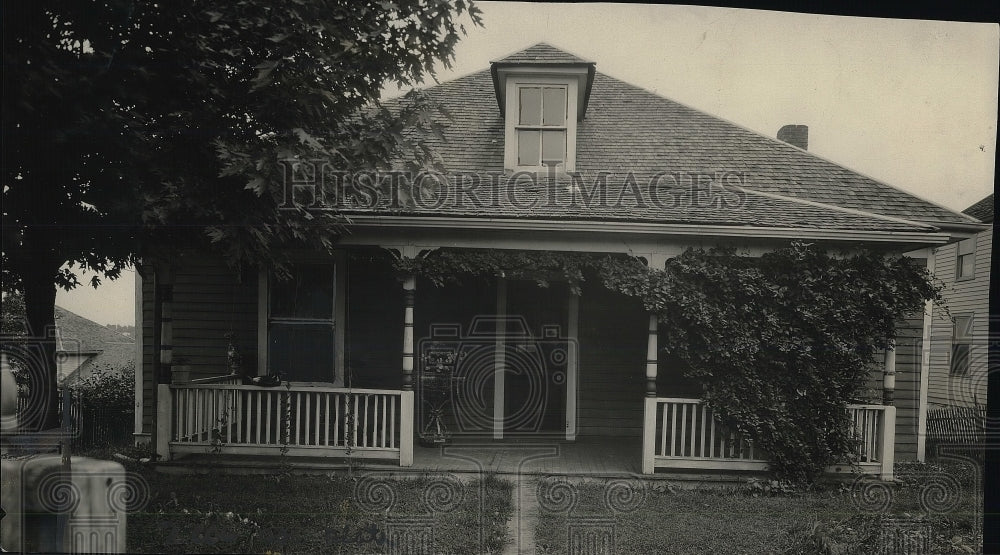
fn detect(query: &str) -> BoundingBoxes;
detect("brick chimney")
[777,125,808,150]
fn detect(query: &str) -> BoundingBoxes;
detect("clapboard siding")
[139,254,258,436]
[577,286,647,437]
[926,228,991,408]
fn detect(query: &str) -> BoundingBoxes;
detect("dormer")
[490,43,596,173]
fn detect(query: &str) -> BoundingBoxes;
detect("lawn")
[101,450,515,554]
[534,460,982,554]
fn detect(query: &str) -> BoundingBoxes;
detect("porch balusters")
[882,345,896,405]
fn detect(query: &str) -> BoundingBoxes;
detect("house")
[925,194,992,409]
[134,43,984,478]
[53,306,135,386]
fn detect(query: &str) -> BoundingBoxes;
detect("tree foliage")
[396,243,942,481]
[2,0,481,428]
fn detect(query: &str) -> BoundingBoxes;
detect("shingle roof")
[491,42,593,65]
[55,306,134,385]
[962,194,994,224]
[379,46,977,231]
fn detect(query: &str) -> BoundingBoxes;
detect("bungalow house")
[925,194,992,410]
[135,43,984,478]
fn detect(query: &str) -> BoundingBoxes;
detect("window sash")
[515,84,568,167]
[267,263,337,381]
[957,252,975,279]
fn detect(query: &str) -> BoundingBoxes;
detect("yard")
[533,460,982,554]
[107,449,514,554]
[88,447,981,554]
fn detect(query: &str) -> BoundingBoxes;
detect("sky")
[55,3,998,326]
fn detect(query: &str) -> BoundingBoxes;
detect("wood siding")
[139,255,257,435]
[926,228,991,408]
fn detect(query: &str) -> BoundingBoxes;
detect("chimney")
[777,125,808,150]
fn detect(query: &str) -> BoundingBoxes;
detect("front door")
[502,280,568,436]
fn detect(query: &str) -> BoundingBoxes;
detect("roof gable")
[962,194,994,224]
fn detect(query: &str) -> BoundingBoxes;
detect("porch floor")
[157,437,768,482]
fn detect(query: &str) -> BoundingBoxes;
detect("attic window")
[516,85,567,166]
[504,77,578,171]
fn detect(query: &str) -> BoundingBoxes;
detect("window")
[504,77,578,171]
[949,314,973,377]
[268,263,336,382]
[956,238,976,280]
[515,85,567,166]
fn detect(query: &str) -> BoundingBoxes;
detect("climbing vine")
[391,243,942,482]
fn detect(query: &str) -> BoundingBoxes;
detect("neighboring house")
[926,194,992,409]
[54,306,135,386]
[136,43,983,478]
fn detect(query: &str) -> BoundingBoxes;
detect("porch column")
[646,314,658,396]
[642,312,658,474]
[402,276,416,391]
[400,275,415,467]
[882,345,896,406]
[152,265,174,461]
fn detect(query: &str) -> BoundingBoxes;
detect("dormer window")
[516,85,567,166]
[491,43,595,173]
[504,77,579,171]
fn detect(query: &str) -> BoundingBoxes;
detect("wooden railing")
[642,398,895,480]
[155,383,413,466]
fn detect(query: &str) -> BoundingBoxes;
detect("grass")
[534,460,982,554]
[75,446,515,554]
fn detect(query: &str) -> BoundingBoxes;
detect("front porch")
[154,378,895,480]
[146,248,902,482]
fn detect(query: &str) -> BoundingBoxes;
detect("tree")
[2,0,482,430]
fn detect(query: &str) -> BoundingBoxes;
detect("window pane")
[954,316,974,341]
[950,344,969,376]
[519,87,541,125]
[517,130,540,166]
[958,253,974,278]
[269,323,335,381]
[542,87,566,126]
[541,130,566,163]
[270,264,334,319]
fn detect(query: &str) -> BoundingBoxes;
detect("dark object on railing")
[242,373,282,387]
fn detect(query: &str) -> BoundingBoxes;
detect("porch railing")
[642,398,895,480]
[155,383,413,466]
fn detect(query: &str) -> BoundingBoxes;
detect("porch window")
[949,314,973,377]
[268,263,336,382]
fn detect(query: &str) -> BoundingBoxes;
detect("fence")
[15,390,134,449]
[926,405,986,458]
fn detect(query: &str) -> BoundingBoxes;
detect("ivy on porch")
[388,243,941,482]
